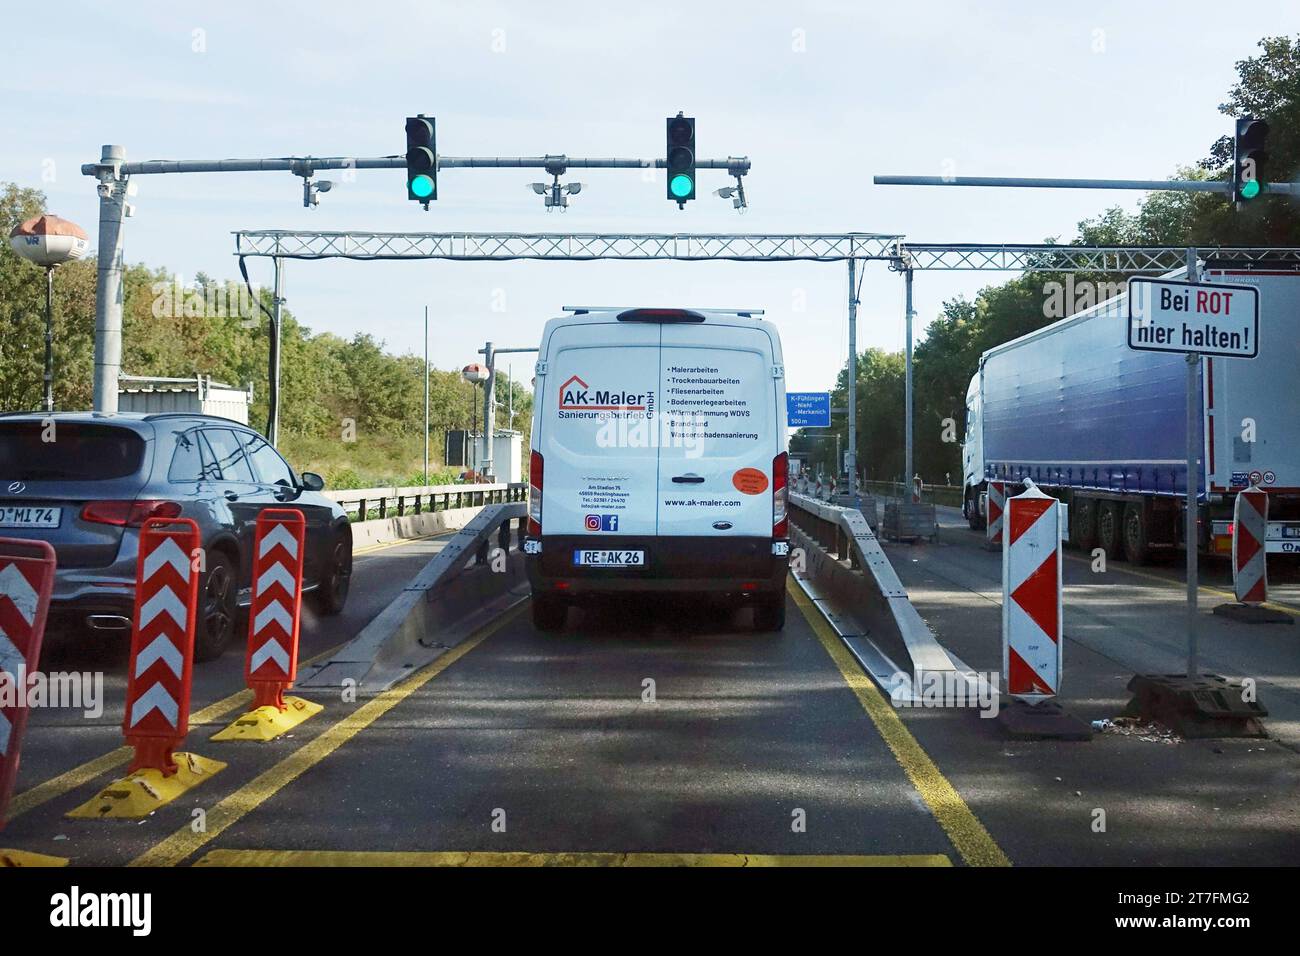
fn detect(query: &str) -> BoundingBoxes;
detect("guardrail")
[299,500,529,692]
[787,492,956,688]
[323,482,528,523]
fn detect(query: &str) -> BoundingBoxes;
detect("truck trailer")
[962,263,1300,563]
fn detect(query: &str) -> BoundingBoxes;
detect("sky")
[2,1,1296,394]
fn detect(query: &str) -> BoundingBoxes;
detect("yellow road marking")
[1061,551,1300,617]
[7,643,340,821]
[129,605,522,867]
[195,849,951,867]
[789,580,1011,868]
[351,531,448,558]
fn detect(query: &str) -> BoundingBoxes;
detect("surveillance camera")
[316,180,333,193]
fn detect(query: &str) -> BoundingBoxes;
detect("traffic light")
[1232,116,1268,208]
[665,113,696,205]
[406,115,436,204]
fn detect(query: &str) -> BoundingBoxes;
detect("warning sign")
[1127,277,1260,359]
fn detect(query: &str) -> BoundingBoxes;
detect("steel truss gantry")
[232,230,1300,273]
[230,230,1300,498]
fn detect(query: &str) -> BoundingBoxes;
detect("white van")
[524,307,790,631]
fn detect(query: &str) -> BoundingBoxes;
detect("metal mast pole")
[423,305,430,485]
[904,264,915,487]
[91,145,127,413]
[268,256,284,446]
[43,267,55,413]
[846,259,858,498]
[1185,247,1200,678]
[482,341,495,482]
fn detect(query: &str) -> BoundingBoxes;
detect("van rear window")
[0,423,145,480]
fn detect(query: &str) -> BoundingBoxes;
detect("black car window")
[0,423,144,480]
[203,428,255,483]
[243,434,295,487]
[168,430,220,482]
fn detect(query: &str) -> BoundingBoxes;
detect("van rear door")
[539,321,660,536]
[657,323,779,537]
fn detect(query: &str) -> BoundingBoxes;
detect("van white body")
[525,307,789,628]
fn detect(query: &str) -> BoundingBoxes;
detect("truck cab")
[961,371,985,529]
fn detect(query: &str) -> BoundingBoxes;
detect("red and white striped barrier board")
[244,509,306,710]
[1232,485,1268,605]
[0,539,56,827]
[985,480,1007,549]
[122,518,200,775]
[1001,484,1062,701]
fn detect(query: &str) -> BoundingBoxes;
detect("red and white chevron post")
[0,538,56,828]
[122,517,200,775]
[1232,484,1268,605]
[1001,483,1062,701]
[245,509,306,710]
[985,480,1007,550]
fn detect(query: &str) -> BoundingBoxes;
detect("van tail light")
[772,452,788,539]
[528,450,543,536]
[81,500,183,528]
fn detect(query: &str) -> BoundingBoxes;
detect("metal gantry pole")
[423,305,430,485]
[846,258,858,497]
[91,146,128,413]
[904,265,915,487]
[1185,247,1201,678]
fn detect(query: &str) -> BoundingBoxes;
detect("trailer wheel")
[1122,502,1153,565]
[1097,501,1124,561]
[1069,496,1099,552]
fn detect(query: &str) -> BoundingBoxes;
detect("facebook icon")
[601,514,619,532]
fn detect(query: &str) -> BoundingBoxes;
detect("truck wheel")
[1123,502,1152,565]
[966,489,986,532]
[1069,496,1099,552]
[753,594,786,632]
[532,595,567,632]
[1097,501,1125,561]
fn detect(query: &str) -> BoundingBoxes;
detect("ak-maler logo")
[558,374,650,411]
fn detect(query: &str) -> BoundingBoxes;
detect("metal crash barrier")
[299,500,528,693]
[788,492,959,700]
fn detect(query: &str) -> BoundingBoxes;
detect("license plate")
[573,549,645,567]
[0,506,61,529]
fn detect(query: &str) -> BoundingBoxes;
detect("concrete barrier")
[788,492,960,698]
[299,502,528,693]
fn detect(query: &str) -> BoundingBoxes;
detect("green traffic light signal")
[1240,179,1260,200]
[669,174,694,199]
[411,174,435,199]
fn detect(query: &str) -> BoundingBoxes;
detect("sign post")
[1126,253,1261,676]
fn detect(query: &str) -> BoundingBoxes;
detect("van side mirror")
[300,471,325,492]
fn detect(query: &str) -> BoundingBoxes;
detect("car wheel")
[532,594,567,631]
[194,550,238,663]
[311,533,352,616]
[753,593,786,632]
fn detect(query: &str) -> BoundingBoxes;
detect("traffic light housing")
[406,115,436,204]
[666,113,696,205]
[1232,116,1268,208]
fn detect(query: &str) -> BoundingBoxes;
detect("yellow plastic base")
[67,752,227,819]
[0,848,70,867]
[211,696,323,742]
